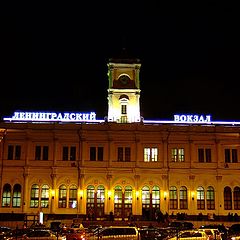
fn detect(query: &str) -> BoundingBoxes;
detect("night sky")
[1,2,240,122]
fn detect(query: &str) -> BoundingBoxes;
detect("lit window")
[171,148,184,162]
[2,184,11,207]
[69,185,78,209]
[12,184,21,208]
[144,147,158,162]
[197,186,205,210]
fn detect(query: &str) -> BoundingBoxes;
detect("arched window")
[152,186,160,208]
[124,186,132,218]
[142,186,150,204]
[69,185,78,209]
[96,185,105,218]
[169,186,178,209]
[87,185,95,219]
[197,186,205,210]
[2,184,11,207]
[152,186,160,220]
[12,184,21,208]
[224,186,232,210]
[97,185,105,204]
[41,184,49,208]
[30,184,39,208]
[58,184,67,208]
[142,186,150,220]
[87,185,95,209]
[114,186,123,219]
[179,186,187,209]
[234,187,240,210]
[206,186,215,210]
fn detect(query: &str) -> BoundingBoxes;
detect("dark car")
[0,226,12,240]
[140,227,169,240]
[228,224,240,240]
[168,221,194,230]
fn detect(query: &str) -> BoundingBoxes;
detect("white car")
[167,230,209,240]
[199,228,222,240]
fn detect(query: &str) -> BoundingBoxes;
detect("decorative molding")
[216,176,222,181]
[134,175,140,180]
[162,175,168,180]
[107,174,112,180]
[51,174,56,179]
[189,175,195,180]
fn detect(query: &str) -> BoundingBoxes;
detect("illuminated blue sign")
[3,111,103,123]
[174,114,211,123]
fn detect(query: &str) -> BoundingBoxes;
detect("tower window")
[121,105,127,114]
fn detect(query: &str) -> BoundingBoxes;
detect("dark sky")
[1,1,240,121]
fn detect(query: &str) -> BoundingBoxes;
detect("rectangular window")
[118,147,131,162]
[35,146,49,160]
[144,147,158,162]
[121,105,127,114]
[70,147,76,161]
[97,147,104,161]
[118,147,124,161]
[198,148,212,163]
[62,146,76,161]
[7,145,21,160]
[171,148,185,162]
[225,149,231,163]
[43,146,48,160]
[232,149,238,163]
[90,147,104,161]
[7,145,14,160]
[225,148,238,163]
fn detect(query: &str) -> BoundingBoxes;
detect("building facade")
[1,56,240,223]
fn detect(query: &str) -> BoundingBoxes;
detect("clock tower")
[107,55,141,123]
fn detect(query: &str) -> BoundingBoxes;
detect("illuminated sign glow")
[3,111,103,122]
[3,111,240,126]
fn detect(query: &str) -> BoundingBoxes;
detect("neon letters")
[174,114,211,123]
[3,111,98,122]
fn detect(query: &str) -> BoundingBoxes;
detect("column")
[79,173,85,215]
[51,173,57,214]
[134,174,140,216]
[23,171,29,212]
[106,174,113,216]
[162,175,168,213]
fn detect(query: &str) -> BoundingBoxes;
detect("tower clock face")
[119,75,130,85]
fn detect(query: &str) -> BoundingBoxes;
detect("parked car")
[198,228,222,240]
[199,224,228,240]
[167,230,208,240]
[66,228,86,240]
[139,226,169,240]
[22,229,66,240]
[0,226,12,240]
[168,221,194,230]
[227,224,240,240]
[90,226,139,240]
